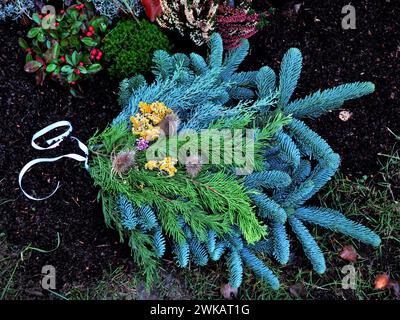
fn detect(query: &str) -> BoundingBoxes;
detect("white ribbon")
[19,121,89,201]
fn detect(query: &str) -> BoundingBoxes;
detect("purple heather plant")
[136,137,149,151]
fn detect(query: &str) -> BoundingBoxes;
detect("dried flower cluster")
[145,156,178,176]
[157,0,219,46]
[130,101,173,141]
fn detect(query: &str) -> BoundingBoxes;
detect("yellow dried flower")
[141,126,161,141]
[147,113,163,125]
[131,101,174,142]
[145,160,158,170]
[144,156,178,177]
[139,101,153,114]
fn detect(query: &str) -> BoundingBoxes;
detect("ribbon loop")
[19,121,89,201]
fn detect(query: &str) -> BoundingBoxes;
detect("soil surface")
[0,0,399,299]
[245,0,400,177]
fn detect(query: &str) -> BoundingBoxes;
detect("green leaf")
[25,54,33,63]
[24,61,43,73]
[36,69,46,85]
[33,13,41,25]
[53,43,60,59]
[90,18,98,28]
[69,36,80,49]
[70,9,79,20]
[27,27,40,38]
[46,40,51,49]
[70,88,78,97]
[71,21,83,34]
[18,38,29,50]
[67,72,78,83]
[77,66,88,74]
[49,30,58,39]
[53,66,60,75]
[61,32,70,39]
[81,37,98,47]
[87,63,102,73]
[65,54,73,66]
[33,46,42,54]
[67,73,74,84]
[71,51,79,66]
[61,65,74,74]
[46,64,57,73]
[100,22,107,33]
[37,32,46,43]
[43,48,55,64]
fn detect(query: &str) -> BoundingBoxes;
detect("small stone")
[339,110,353,121]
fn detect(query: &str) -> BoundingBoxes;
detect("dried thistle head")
[111,150,136,174]
[185,155,203,178]
[157,113,180,137]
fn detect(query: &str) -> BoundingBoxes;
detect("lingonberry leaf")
[18,38,29,50]
[61,65,74,74]
[49,30,58,39]
[77,66,88,74]
[27,27,40,39]
[65,54,74,66]
[35,69,46,85]
[25,54,33,63]
[71,51,79,66]
[24,60,43,73]
[81,37,98,47]
[37,32,46,43]
[46,64,57,73]
[52,43,60,59]
[87,63,102,73]
[32,12,41,25]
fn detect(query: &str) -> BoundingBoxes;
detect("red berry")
[75,69,81,75]
[89,26,94,32]
[56,22,59,27]
[60,10,65,14]
[98,51,103,57]
[79,36,83,39]
[86,32,92,37]
[96,56,101,60]
[71,81,76,85]
[39,15,43,19]
[91,49,97,54]
[61,56,65,62]
[79,62,84,66]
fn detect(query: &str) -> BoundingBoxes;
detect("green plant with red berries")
[19,2,109,96]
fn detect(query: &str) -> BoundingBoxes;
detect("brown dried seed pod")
[185,155,203,178]
[111,150,136,174]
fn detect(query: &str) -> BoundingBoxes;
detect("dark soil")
[0,0,399,299]
[245,0,400,177]
[0,22,134,298]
